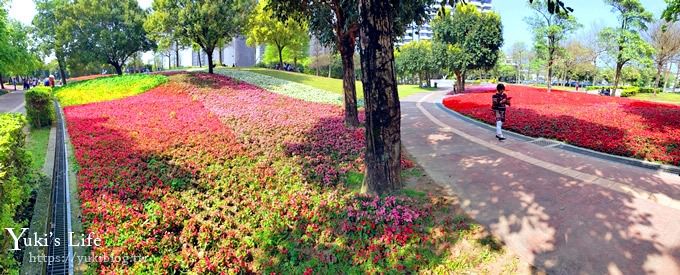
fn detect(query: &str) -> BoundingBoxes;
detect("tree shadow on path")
[400,100,680,274]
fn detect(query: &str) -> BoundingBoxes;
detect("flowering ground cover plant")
[215,68,365,107]
[66,74,113,83]
[55,74,167,106]
[64,73,509,273]
[443,85,680,165]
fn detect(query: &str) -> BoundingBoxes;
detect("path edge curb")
[435,102,680,175]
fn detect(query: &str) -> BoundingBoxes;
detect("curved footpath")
[0,90,26,113]
[401,90,680,274]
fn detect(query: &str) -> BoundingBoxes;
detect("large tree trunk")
[455,71,465,93]
[654,62,663,96]
[339,40,360,127]
[663,62,672,91]
[277,44,285,69]
[547,44,554,93]
[175,43,180,67]
[358,0,401,195]
[57,55,67,86]
[673,61,680,92]
[315,59,320,76]
[198,52,202,67]
[206,48,215,74]
[219,46,224,66]
[0,74,4,90]
[613,62,623,97]
[112,63,123,76]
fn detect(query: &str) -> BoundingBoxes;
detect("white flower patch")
[214,69,364,107]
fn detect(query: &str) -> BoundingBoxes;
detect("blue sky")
[7,0,670,60]
[493,0,668,51]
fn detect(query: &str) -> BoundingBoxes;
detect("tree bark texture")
[206,48,215,74]
[57,54,67,86]
[613,61,623,96]
[339,39,359,127]
[358,0,401,195]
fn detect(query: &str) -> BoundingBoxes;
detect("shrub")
[0,114,32,271]
[638,87,661,94]
[25,87,55,128]
[587,86,661,97]
[620,87,639,97]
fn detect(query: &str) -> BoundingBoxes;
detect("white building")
[399,0,493,45]
[192,37,260,67]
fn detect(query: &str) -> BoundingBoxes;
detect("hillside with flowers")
[61,72,516,273]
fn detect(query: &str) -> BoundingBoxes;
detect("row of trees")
[395,0,680,95]
[33,0,153,84]
[0,3,42,89]
[395,5,504,93]
[507,0,680,94]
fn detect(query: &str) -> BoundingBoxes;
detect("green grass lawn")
[55,74,167,106]
[27,127,50,171]
[630,92,680,104]
[242,68,437,98]
[531,84,578,91]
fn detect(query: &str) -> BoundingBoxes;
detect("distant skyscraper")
[398,0,493,45]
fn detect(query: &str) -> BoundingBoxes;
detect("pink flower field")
[64,73,460,273]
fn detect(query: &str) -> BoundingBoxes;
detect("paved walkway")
[401,90,680,274]
[0,89,26,114]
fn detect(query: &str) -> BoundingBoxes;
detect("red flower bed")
[67,74,112,83]
[64,73,436,273]
[443,85,680,165]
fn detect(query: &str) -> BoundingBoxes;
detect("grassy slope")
[20,127,51,274]
[631,92,680,104]
[55,74,167,107]
[27,127,50,171]
[242,68,437,98]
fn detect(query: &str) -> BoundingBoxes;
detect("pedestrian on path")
[492,83,511,141]
[49,75,56,88]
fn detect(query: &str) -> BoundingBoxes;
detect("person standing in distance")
[492,84,511,141]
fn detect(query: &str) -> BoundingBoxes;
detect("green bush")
[25,87,55,128]
[587,85,661,97]
[620,87,662,97]
[638,87,662,94]
[0,114,32,271]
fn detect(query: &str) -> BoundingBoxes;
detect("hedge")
[586,85,662,97]
[0,114,31,271]
[25,87,55,128]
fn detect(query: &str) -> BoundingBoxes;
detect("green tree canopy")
[3,21,41,77]
[267,0,436,127]
[69,0,153,75]
[432,4,504,92]
[601,0,654,91]
[663,0,680,22]
[148,0,255,74]
[245,0,307,68]
[395,40,437,86]
[33,0,72,84]
[525,0,580,91]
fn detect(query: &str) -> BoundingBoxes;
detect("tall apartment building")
[192,37,258,67]
[399,0,493,45]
